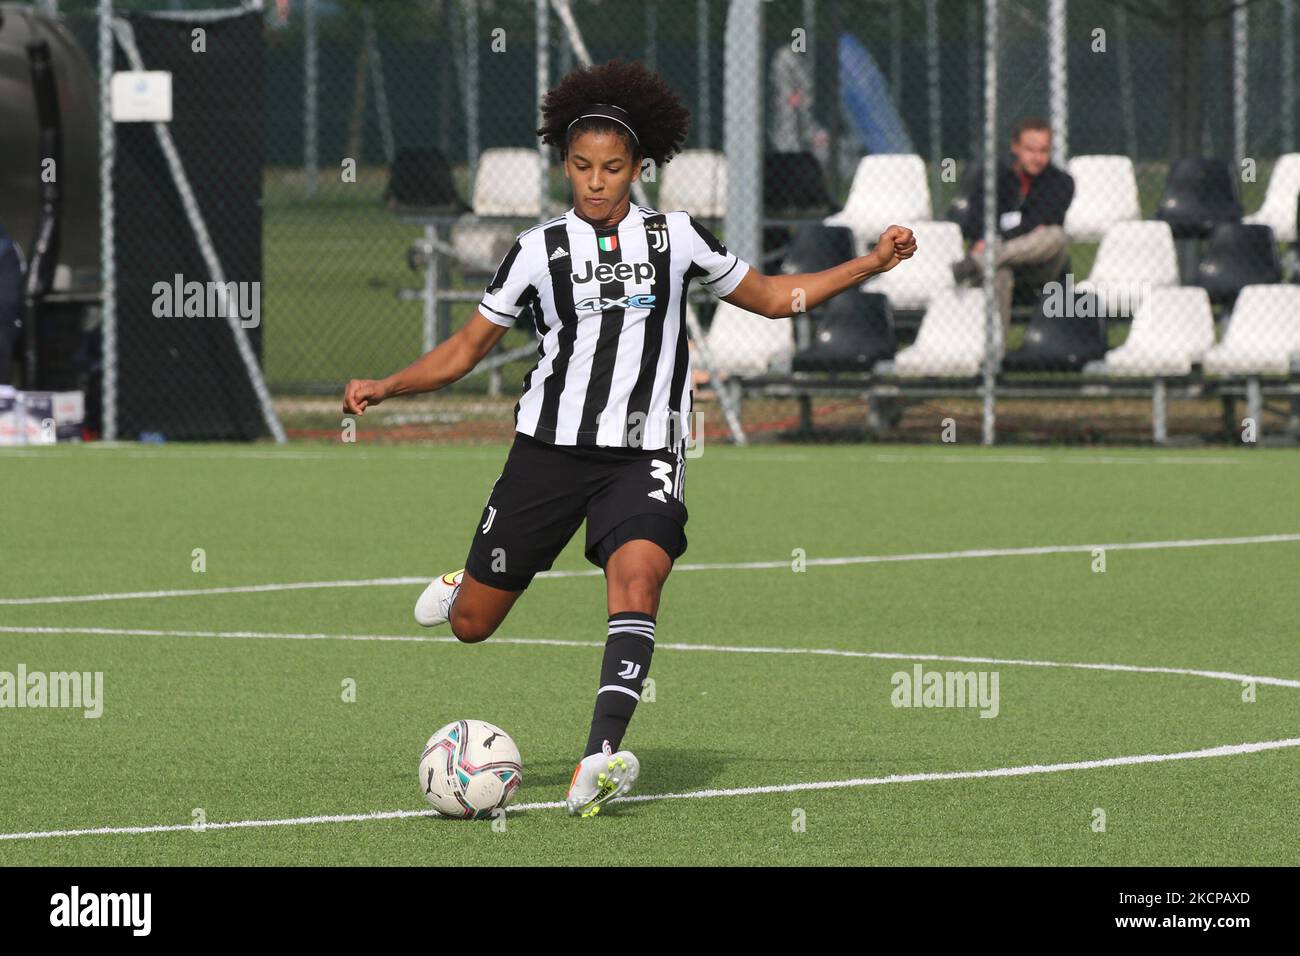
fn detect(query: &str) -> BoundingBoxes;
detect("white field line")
[1,447,1250,466]
[3,532,1298,607]
[868,453,1245,466]
[0,577,428,606]
[2,736,1297,842]
[1,447,509,463]
[2,626,1298,691]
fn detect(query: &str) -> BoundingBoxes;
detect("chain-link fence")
[10,0,1300,444]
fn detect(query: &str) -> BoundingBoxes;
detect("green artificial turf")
[1,442,1298,864]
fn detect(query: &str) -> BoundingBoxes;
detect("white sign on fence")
[111,71,173,122]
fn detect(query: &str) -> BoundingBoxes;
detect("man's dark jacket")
[959,158,1075,242]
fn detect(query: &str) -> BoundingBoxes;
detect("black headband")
[566,102,639,146]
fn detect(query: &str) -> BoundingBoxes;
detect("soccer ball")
[419,719,523,819]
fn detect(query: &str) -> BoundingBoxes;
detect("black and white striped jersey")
[478,203,751,450]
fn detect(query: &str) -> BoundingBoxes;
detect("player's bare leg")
[566,538,671,816]
[604,538,672,617]
[414,569,521,643]
[449,572,522,643]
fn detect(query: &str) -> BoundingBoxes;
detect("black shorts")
[464,431,689,591]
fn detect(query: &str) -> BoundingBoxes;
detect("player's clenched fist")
[342,378,388,415]
[870,225,917,273]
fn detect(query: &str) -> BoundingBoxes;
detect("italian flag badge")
[597,235,618,252]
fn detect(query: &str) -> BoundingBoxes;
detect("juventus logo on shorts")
[481,505,497,534]
[646,223,669,253]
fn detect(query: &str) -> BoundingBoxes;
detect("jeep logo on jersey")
[571,260,657,285]
[575,293,658,313]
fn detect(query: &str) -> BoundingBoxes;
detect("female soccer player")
[342,59,914,818]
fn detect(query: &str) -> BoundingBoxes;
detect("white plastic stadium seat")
[1103,286,1215,377]
[452,148,544,270]
[451,222,520,272]
[1063,155,1141,242]
[658,150,727,220]
[471,148,544,216]
[862,220,964,312]
[892,288,997,378]
[1076,220,1179,317]
[1243,153,1300,243]
[704,299,794,376]
[824,154,932,255]
[1202,285,1300,376]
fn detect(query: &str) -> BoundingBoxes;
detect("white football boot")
[565,740,640,818]
[414,569,464,627]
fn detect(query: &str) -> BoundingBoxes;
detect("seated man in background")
[953,117,1074,339]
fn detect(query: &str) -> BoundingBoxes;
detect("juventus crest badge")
[646,222,669,253]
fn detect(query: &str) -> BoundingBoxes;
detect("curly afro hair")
[536,58,690,168]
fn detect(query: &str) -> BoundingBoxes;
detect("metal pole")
[724,0,763,269]
[827,0,843,194]
[558,2,573,78]
[303,0,318,197]
[716,0,765,446]
[683,306,746,446]
[981,0,999,446]
[890,2,902,112]
[1152,378,1167,445]
[968,0,980,159]
[645,1,656,75]
[1284,0,1296,153]
[422,224,436,353]
[1246,376,1262,441]
[803,0,816,98]
[1117,6,1137,158]
[537,0,549,219]
[364,8,395,167]
[466,0,479,193]
[99,0,116,441]
[1048,0,1068,166]
[925,0,941,216]
[1233,0,1248,170]
[697,0,710,150]
[439,0,453,154]
[1170,2,1201,162]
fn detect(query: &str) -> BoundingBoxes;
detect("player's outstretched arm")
[722,224,916,319]
[342,311,511,415]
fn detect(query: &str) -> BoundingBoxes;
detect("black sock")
[582,611,655,758]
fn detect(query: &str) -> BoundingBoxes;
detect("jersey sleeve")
[686,215,751,298]
[480,236,539,328]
